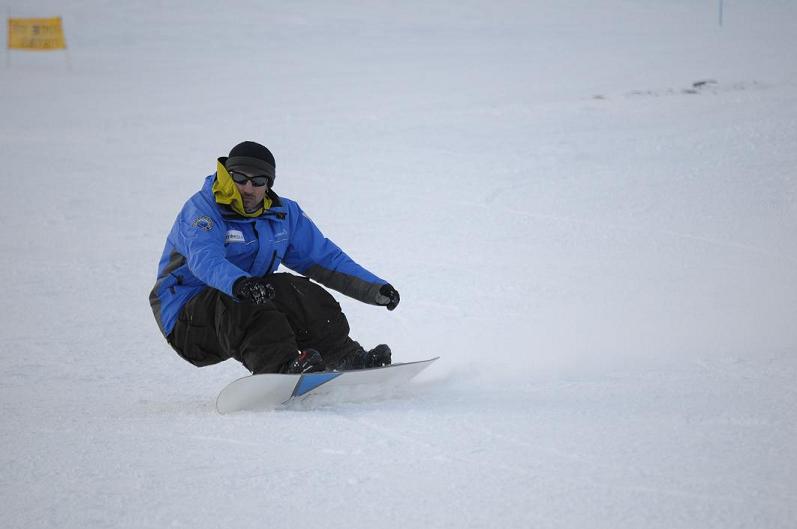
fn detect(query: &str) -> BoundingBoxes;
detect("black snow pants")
[167,273,360,373]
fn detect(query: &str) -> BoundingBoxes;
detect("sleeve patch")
[192,216,214,231]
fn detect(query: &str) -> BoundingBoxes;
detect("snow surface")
[2,1,796,528]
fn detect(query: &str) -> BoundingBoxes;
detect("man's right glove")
[233,276,275,304]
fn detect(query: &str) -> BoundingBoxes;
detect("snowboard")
[216,357,439,414]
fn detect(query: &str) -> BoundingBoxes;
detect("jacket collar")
[200,173,287,220]
[212,159,274,217]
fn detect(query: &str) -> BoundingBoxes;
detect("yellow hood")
[212,159,272,217]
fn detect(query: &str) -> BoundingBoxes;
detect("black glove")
[233,276,275,304]
[378,284,400,311]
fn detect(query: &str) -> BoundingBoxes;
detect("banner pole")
[62,17,72,72]
[5,10,11,68]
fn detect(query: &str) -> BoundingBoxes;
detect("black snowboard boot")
[335,342,392,370]
[281,349,326,374]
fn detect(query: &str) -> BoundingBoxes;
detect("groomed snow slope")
[1,1,796,528]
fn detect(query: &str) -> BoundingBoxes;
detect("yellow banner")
[7,17,66,50]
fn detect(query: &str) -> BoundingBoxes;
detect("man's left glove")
[378,284,400,311]
[233,276,275,304]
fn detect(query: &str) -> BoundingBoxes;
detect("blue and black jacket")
[149,173,388,337]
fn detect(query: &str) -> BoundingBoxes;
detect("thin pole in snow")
[4,9,11,68]
[63,18,72,72]
[719,0,724,27]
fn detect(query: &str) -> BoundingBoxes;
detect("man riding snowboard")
[149,141,399,374]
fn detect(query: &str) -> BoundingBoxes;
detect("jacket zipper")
[265,250,277,275]
[252,222,278,276]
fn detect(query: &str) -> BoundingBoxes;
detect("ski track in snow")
[2,0,797,528]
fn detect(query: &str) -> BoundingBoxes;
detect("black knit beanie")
[225,141,276,187]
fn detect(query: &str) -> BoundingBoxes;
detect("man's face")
[231,170,268,212]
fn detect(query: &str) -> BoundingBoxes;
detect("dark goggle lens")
[230,171,269,187]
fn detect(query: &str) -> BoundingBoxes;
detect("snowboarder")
[149,141,399,374]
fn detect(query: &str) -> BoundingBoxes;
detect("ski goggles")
[229,170,270,187]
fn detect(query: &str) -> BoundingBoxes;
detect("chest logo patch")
[273,228,288,244]
[225,229,245,243]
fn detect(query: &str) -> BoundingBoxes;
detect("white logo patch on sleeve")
[225,229,245,244]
